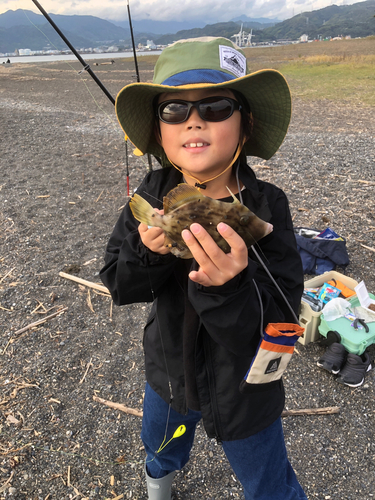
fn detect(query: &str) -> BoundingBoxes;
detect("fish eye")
[240,215,249,225]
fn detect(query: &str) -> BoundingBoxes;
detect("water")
[0,50,162,65]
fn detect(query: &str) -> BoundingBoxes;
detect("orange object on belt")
[327,279,356,298]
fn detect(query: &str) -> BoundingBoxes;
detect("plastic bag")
[322,298,351,322]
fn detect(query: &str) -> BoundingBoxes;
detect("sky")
[0,0,366,22]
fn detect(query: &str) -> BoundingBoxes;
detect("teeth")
[185,142,206,148]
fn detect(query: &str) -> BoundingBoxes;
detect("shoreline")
[0,50,162,65]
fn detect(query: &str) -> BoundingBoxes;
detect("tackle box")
[298,271,359,345]
[318,293,375,355]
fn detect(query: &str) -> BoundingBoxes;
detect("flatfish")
[129,183,273,259]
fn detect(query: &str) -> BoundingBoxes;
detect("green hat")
[115,36,291,161]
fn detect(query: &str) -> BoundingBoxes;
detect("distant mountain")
[0,9,131,53]
[255,0,375,41]
[0,9,130,42]
[0,24,92,52]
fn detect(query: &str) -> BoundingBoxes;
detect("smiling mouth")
[183,142,209,148]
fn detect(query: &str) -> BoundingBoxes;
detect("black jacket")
[100,162,303,441]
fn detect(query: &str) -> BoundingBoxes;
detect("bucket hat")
[115,36,291,162]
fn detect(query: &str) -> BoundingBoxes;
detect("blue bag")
[294,227,350,276]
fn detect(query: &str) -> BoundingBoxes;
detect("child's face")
[158,88,242,181]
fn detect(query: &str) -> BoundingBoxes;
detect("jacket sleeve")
[99,177,177,306]
[187,187,303,357]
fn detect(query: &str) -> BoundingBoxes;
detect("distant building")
[146,40,157,50]
[300,34,308,43]
[18,48,32,56]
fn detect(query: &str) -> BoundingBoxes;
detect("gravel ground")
[1,59,375,500]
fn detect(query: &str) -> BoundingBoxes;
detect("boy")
[100,37,306,500]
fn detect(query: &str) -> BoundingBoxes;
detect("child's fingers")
[182,223,248,286]
[187,223,247,265]
[138,223,169,254]
[216,222,248,261]
[182,225,219,270]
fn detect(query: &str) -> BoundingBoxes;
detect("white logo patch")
[219,45,246,78]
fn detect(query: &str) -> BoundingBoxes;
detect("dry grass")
[301,53,375,64]
[243,36,375,69]
[242,37,375,106]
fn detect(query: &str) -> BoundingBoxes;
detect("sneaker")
[317,343,346,374]
[337,352,372,388]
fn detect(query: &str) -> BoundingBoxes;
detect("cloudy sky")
[0,0,365,22]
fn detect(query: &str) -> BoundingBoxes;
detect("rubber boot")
[145,465,176,500]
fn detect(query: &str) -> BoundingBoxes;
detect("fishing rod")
[30,0,115,105]
[127,0,140,83]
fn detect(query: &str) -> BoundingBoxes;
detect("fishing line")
[235,163,299,325]
[143,258,190,463]
[21,10,116,123]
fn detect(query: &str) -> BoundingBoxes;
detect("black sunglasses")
[156,96,242,124]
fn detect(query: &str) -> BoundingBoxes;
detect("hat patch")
[219,45,246,79]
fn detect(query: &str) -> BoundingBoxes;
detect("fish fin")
[129,193,156,226]
[226,186,241,204]
[163,184,202,213]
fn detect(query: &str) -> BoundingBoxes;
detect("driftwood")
[360,243,375,253]
[12,307,68,336]
[93,396,143,417]
[59,272,110,294]
[282,406,340,417]
[357,179,375,185]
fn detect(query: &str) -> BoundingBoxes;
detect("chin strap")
[165,136,246,191]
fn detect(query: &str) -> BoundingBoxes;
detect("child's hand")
[138,209,170,255]
[181,223,248,287]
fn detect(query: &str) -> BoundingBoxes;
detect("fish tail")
[129,194,156,226]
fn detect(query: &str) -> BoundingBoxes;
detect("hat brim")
[115,69,291,161]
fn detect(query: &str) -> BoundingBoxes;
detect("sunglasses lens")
[158,98,238,123]
[159,102,189,123]
[199,98,234,122]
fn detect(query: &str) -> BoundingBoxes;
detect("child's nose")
[186,106,205,128]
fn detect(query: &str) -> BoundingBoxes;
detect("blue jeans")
[141,384,307,500]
